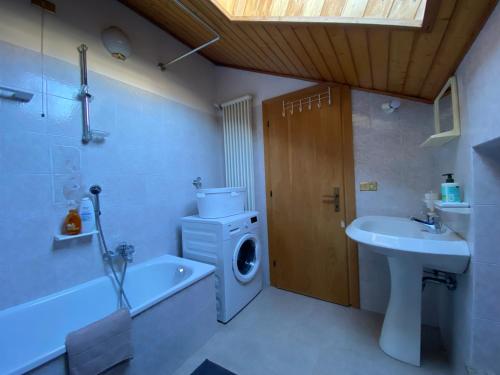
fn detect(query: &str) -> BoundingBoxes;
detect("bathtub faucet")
[115,242,135,263]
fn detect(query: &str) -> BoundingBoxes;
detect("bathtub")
[0,254,216,375]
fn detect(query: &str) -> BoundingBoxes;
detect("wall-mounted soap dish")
[54,230,98,242]
[434,200,471,215]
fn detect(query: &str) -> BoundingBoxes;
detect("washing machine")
[181,211,262,323]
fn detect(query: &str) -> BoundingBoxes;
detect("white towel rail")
[221,95,255,210]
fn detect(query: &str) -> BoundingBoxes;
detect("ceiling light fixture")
[101,26,131,61]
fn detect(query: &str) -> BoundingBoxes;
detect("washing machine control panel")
[222,213,259,240]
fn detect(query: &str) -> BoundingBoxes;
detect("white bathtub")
[0,255,215,375]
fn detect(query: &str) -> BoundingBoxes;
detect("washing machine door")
[232,233,260,284]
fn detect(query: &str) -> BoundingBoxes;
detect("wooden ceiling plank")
[238,23,290,73]
[269,0,290,17]
[183,0,265,67]
[420,0,498,99]
[198,0,285,71]
[368,29,390,91]
[364,0,395,18]
[134,0,245,67]
[303,0,327,16]
[127,1,209,43]
[185,0,274,70]
[230,0,243,15]
[172,2,253,67]
[342,0,369,17]
[264,25,314,78]
[421,0,442,32]
[285,0,304,16]
[388,30,415,93]
[346,28,373,88]
[293,26,335,81]
[320,0,347,16]
[252,25,301,76]
[309,26,346,83]
[326,27,359,86]
[279,26,323,78]
[403,0,456,96]
[388,0,424,20]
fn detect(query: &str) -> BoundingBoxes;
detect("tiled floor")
[174,287,451,375]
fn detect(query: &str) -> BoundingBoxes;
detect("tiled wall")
[0,41,224,310]
[352,90,440,326]
[434,4,500,374]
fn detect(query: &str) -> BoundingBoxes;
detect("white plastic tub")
[196,187,246,218]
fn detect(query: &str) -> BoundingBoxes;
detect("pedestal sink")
[346,216,470,366]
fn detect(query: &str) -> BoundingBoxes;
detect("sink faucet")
[410,213,445,234]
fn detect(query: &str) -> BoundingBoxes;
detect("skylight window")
[211,0,428,28]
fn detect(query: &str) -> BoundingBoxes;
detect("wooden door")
[263,84,358,305]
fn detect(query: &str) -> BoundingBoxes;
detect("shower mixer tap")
[193,177,202,189]
[116,242,135,263]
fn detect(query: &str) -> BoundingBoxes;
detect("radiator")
[221,95,255,210]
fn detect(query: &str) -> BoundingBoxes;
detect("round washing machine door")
[232,233,260,284]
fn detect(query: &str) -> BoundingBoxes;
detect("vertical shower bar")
[78,44,92,144]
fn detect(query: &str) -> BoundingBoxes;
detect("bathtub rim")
[1,254,215,375]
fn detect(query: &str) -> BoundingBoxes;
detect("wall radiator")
[221,95,255,210]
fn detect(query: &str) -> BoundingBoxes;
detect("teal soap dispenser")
[441,173,461,203]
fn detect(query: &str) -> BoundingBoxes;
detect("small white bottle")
[79,197,96,233]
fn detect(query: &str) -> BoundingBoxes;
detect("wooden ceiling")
[121,0,499,102]
[212,0,428,27]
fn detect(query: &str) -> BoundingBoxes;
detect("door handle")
[321,187,340,212]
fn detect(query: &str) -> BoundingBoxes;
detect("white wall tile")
[474,204,500,264]
[473,262,500,321]
[471,318,500,374]
[0,131,51,174]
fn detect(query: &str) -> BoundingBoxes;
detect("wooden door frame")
[262,83,360,308]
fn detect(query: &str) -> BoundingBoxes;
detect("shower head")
[89,185,102,195]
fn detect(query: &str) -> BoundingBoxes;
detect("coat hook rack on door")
[282,87,331,117]
[157,0,220,70]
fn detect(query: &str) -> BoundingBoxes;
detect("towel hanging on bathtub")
[65,308,133,375]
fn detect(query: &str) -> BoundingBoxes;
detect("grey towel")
[66,309,133,375]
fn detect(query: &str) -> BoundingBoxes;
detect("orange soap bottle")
[63,202,82,235]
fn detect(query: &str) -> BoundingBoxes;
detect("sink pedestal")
[379,256,422,366]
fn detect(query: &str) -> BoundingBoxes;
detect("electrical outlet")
[360,181,378,191]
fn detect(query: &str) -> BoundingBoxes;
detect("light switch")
[360,181,378,191]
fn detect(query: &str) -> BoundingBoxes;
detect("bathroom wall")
[215,67,439,325]
[434,4,500,374]
[0,0,224,310]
